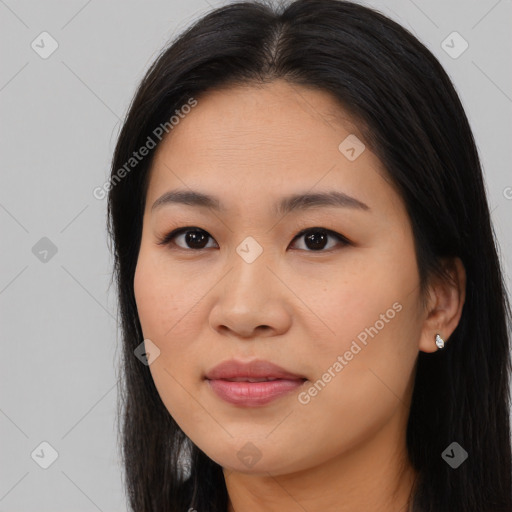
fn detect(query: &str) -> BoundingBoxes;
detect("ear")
[418,257,466,353]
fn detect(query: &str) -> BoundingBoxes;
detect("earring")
[435,333,445,349]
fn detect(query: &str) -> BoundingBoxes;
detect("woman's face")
[134,80,431,475]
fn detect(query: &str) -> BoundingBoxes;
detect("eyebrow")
[151,189,370,215]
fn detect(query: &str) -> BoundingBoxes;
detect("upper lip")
[205,359,305,381]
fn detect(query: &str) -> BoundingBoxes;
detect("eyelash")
[156,226,350,252]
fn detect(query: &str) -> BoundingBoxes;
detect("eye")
[157,227,217,250]
[290,227,349,252]
[157,226,350,252]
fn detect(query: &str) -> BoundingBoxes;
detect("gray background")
[1,0,511,510]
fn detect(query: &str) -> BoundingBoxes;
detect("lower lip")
[206,378,306,406]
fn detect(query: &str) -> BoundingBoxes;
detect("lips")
[204,359,305,381]
[224,377,281,382]
[207,379,305,406]
[204,359,306,406]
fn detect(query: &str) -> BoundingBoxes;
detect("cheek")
[133,248,193,341]
[306,241,421,385]
[295,276,419,461]
[312,271,408,350]
[134,255,206,425]
[133,249,206,376]
[134,259,167,340]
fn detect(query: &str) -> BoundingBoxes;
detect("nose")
[208,248,292,339]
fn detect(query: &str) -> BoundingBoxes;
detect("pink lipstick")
[205,359,306,407]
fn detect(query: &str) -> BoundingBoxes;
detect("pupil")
[306,230,327,250]
[186,230,208,249]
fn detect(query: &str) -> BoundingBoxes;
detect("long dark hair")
[107,1,512,510]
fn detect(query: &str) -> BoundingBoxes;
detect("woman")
[107,1,512,510]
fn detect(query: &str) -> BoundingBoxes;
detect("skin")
[133,79,466,512]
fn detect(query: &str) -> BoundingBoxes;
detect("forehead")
[145,80,400,220]
[155,80,366,155]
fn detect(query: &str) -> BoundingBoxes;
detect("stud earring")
[435,333,445,349]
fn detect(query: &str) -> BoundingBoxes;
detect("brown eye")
[158,226,349,252]
[290,228,349,252]
[158,227,217,250]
